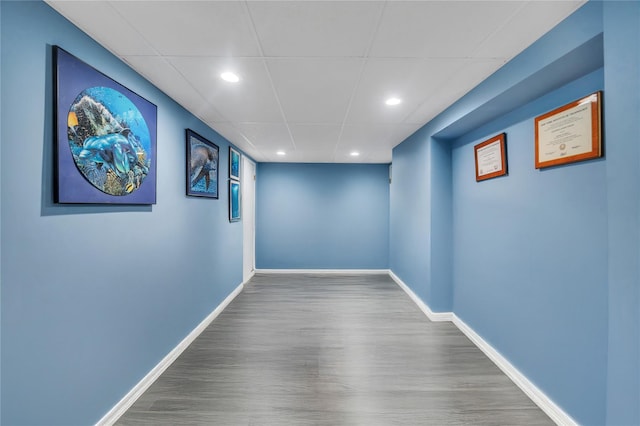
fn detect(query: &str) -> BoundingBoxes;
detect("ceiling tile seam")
[243,0,297,154]
[106,1,269,162]
[147,55,234,128]
[396,57,504,128]
[333,0,389,162]
[105,1,162,58]
[46,2,148,65]
[467,1,528,60]
[106,1,244,142]
[45,2,252,157]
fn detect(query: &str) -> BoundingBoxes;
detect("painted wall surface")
[602,2,640,424]
[452,69,607,425]
[256,163,389,270]
[1,2,243,425]
[392,1,640,424]
[390,2,604,315]
[389,131,432,304]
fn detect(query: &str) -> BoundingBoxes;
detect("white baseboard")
[388,270,453,322]
[95,281,246,426]
[255,268,389,275]
[388,269,576,426]
[451,315,577,426]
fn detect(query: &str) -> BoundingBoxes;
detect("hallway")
[116,274,552,425]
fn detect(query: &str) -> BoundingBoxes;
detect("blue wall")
[3,1,639,425]
[391,1,640,425]
[452,69,607,424]
[256,163,389,270]
[1,2,243,425]
[602,2,640,424]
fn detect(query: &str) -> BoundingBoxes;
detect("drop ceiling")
[45,1,585,163]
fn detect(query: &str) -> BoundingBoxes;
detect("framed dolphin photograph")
[229,180,241,222]
[54,46,157,204]
[186,129,219,199]
[229,147,241,180]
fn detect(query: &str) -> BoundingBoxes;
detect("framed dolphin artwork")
[229,146,241,180]
[54,46,157,204]
[186,129,219,199]
[229,180,241,222]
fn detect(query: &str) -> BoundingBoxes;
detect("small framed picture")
[474,133,507,182]
[229,147,241,180]
[229,180,241,222]
[186,129,219,198]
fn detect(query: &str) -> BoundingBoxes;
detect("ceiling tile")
[289,125,341,150]
[473,1,585,59]
[334,147,391,164]
[404,59,505,125]
[267,58,364,124]
[111,1,260,56]
[276,150,337,163]
[210,122,267,162]
[47,1,156,55]
[340,124,419,149]
[247,1,384,57]
[122,55,227,123]
[234,123,294,152]
[363,150,393,164]
[346,58,470,124]
[169,57,283,123]
[370,1,524,58]
[48,0,587,164]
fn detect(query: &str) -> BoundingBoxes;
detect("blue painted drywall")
[452,69,607,425]
[1,2,243,425]
[389,131,431,302]
[391,0,640,424]
[256,163,389,269]
[603,2,640,425]
[390,2,604,316]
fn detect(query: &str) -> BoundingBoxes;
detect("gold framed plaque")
[535,91,601,169]
[474,133,507,182]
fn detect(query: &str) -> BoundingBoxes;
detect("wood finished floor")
[116,273,553,425]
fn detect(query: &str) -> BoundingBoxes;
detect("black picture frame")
[229,180,241,222]
[54,46,157,204]
[229,146,241,181]
[186,129,219,199]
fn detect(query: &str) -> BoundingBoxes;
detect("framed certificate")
[474,133,507,181]
[535,91,601,169]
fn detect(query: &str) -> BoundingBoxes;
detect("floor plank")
[116,273,553,425]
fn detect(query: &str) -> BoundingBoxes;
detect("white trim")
[451,315,578,426]
[388,270,453,322]
[96,281,246,426]
[255,269,389,275]
[388,269,576,425]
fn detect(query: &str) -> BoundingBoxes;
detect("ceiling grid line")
[45,0,586,164]
[243,0,298,161]
[333,0,389,163]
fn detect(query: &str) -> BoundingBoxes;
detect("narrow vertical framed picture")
[535,91,602,169]
[474,133,507,182]
[229,180,241,222]
[186,129,219,198]
[229,147,241,180]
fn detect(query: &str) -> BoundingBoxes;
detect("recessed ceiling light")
[350,151,360,156]
[220,72,240,83]
[385,97,402,106]
[276,151,286,156]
